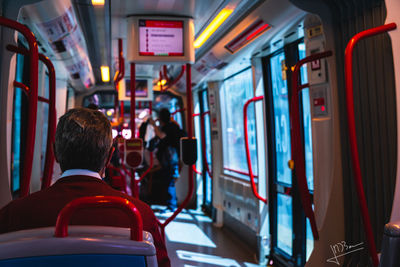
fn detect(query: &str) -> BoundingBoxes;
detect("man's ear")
[53,143,59,163]
[105,146,115,167]
[99,146,115,178]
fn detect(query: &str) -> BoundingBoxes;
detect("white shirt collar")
[60,169,102,180]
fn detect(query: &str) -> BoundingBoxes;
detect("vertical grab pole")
[130,62,138,197]
[118,39,125,121]
[0,17,39,197]
[114,38,124,121]
[344,23,396,267]
[39,54,56,189]
[159,64,194,234]
[243,96,266,203]
[290,51,332,241]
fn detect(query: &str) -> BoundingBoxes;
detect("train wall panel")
[219,175,259,232]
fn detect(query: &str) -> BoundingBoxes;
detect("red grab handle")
[55,196,143,241]
[345,22,396,267]
[243,95,267,203]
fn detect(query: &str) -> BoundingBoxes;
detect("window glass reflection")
[220,68,257,177]
[270,52,291,185]
[298,42,314,191]
[277,193,293,255]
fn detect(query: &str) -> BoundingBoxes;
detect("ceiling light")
[101,66,110,82]
[194,8,233,49]
[92,0,105,6]
[157,79,167,86]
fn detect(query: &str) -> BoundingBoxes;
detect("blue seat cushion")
[0,254,146,267]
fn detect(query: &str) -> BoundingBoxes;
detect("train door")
[264,40,314,266]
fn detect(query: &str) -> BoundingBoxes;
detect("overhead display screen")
[139,20,184,56]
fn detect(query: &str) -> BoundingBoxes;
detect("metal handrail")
[0,16,39,197]
[290,51,332,241]
[114,38,125,121]
[158,64,194,236]
[344,23,397,267]
[243,95,266,203]
[7,44,57,190]
[55,196,143,241]
[162,65,186,91]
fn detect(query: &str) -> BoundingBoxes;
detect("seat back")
[379,221,400,266]
[0,226,157,267]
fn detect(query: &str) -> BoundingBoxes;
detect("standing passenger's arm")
[149,119,166,139]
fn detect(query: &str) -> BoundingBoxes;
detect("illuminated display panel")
[139,20,184,56]
[125,79,148,97]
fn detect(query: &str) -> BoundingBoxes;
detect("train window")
[194,98,203,207]
[270,52,291,186]
[170,98,183,128]
[202,90,212,208]
[11,51,28,194]
[40,72,50,174]
[266,39,315,266]
[277,193,293,255]
[220,68,257,178]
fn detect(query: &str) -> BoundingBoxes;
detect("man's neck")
[60,169,102,180]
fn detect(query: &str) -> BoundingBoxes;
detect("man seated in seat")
[0,108,170,267]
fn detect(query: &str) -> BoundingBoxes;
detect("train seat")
[379,221,400,266]
[0,226,157,267]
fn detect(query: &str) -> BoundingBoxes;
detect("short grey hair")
[55,108,113,172]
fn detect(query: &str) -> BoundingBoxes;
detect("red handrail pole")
[114,38,125,120]
[223,167,258,177]
[0,17,39,197]
[290,51,332,241]
[118,39,125,121]
[130,62,136,137]
[39,54,56,189]
[162,65,171,83]
[130,62,139,197]
[243,96,267,203]
[344,23,396,267]
[160,63,194,228]
[55,196,143,241]
[106,166,128,194]
[171,108,186,117]
[193,165,202,175]
[163,65,186,91]
[13,81,29,92]
[7,44,57,190]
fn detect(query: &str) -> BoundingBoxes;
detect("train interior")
[0,0,400,266]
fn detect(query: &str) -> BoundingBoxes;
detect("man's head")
[54,108,113,173]
[159,108,171,125]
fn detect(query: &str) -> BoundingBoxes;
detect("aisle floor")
[154,208,264,267]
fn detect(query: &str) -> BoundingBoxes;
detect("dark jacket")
[0,175,170,267]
